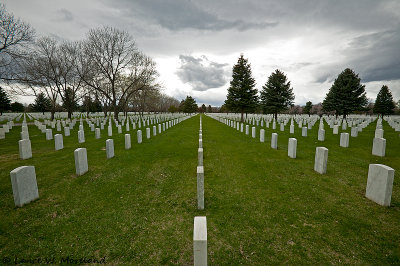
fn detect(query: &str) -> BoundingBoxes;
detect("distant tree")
[311,103,323,117]
[219,104,228,114]
[225,54,258,122]
[10,102,24,112]
[303,101,312,116]
[0,4,35,81]
[373,85,395,117]
[288,105,303,115]
[182,96,197,113]
[260,69,295,120]
[178,100,185,112]
[168,105,177,113]
[200,104,206,113]
[0,86,11,114]
[32,92,51,114]
[207,105,212,113]
[322,68,368,119]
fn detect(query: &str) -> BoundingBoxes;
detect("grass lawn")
[0,114,399,264]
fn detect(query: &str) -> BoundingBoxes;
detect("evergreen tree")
[225,54,258,122]
[322,68,368,119]
[260,69,294,120]
[32,93,51,114]
[182,96,197,113]
[200,104,206,113]
[207,105,212,113]
[303,101,313,116]
[0,86,11,115]
[10,102,24,112]
[373,85,395,117]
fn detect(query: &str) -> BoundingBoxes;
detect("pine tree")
[32,93,51,114]
[207,105,212,113]
[182,96,197,113]
[10,102,24,112]
[303,101,313,116]
[225,54,258,122]
[0,86,11,115]
[260,69,294,120]
[373,85,395,117]
[322,68,367,119]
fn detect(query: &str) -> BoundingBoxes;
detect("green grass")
[0,114,399,264]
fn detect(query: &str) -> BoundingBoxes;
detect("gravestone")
[351,127,358,137]
[375,129,384,138]
[193,216,207,266]
[333,125,339,134]
[199,139,203,148]
[153,126,157,136]
[302,127,307,137]
[45,129,53,140]
[340,133,349,148]
[372,138,386,157]
[271,133,278,149]
[78,130,85,143]
[314,147,328,174]
[252,127,256,138]
[125,134,131,150]
[260,129,265,142]
[54,134,63,150]
[74,148,88,176]
[146,128,151,139]
[10,166,39,207]
[245,125,249,135]
[197,166,204,210]
[117,125,122,134]
[318,129,325,141]
[64,126,70,136]
[108,126,112,137]
[198,148,203,166]
[288,138,297,158]
[137,130,142,144]
[20,131,29,140]
[0,128,5,139]
[158,124,161,134]
[19,139,32,159]
[365,164,395,206]
[95,128,101,139]
[106,139,114,159]
[290,124,294,134]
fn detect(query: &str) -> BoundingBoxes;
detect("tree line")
[225,54,399,121]
[0,4,180,120]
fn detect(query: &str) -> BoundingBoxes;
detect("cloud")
[107,0,278,31]
[176,55,229,91]
[55,8,74,22]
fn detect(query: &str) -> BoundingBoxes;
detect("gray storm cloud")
[176,55,229,91]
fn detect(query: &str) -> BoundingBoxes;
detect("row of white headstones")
[194,115,206,266]
[7,114,194,208]
[207,114,395,208]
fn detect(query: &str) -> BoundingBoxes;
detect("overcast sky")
[4,0,400,106]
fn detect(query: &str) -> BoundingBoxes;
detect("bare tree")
[78,26,159,121]
[0,4,35,81]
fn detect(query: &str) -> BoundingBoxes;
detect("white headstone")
[260,129,265,142]
[64,126,70,136]
[19,139,32,159]
[125,134,131,150]
[54,134,63,151]
[288,138,297,158]
[340,133,349,148]
[314,147,328,174]
[74,148,88,176]
[271,133,278,149]
[372,138,386,157]
[45,129,53,140]
[153,125,157,136]
[106,139,114,159]
[95,128,101,139]
[197,166,204,210]
[318,129,325,141]
[302,127,307,137]
[251,127,256,138]
[137,130,142,143]
[10,166,39,207]
[198,148,203,166]
[108,126,112,137]
[365,164,395,206]
[78,130,85,143]
[245,125,249,135]
[193,216,207,266]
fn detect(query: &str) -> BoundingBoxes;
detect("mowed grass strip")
[202,114,399,264]
[0,116,200,264]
